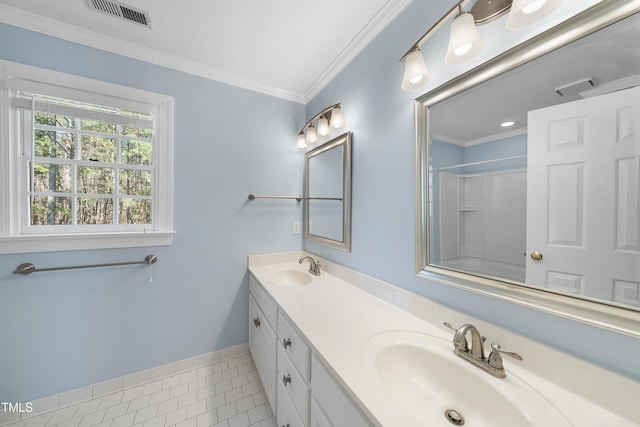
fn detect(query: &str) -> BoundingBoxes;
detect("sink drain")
[444,409,465,426]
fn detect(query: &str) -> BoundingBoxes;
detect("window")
[0,60,174,254]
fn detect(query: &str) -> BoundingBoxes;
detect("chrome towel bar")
[13,254,158,275]
[248,193,303,202]
[247,193,342,202]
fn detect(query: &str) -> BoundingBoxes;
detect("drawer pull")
[253,317,260,327]
[282,374,292,386]
[282,338,292,348]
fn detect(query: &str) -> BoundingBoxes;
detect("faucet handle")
[443,322,458,332]
[488,343,523,369]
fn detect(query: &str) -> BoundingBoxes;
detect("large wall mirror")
[416,0,640,336]
[305,132,352,251]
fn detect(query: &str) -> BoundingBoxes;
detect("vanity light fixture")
[400,0,562,90]
[444,6,484,64]
[296,103,345,149]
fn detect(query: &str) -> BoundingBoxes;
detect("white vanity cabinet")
[248,277,278,414]
[310,355,372,427]
[249,273,372,427]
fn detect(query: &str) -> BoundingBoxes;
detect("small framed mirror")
[305,132,352,251]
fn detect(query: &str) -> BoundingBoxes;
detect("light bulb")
[296,132,307,149]
[401,48,430,90]
[506,0,560,29]
[330,106,345,129]
[522,0,546,14]
[305,124,317,144]
[445,11,483,65]
[453,43,472,57]
[317,115,330,136]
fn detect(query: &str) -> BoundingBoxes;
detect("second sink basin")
[362,330,570,427]
[270,270,313,287]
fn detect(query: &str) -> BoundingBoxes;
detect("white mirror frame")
[415,0,640,338]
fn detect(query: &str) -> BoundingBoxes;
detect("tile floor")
[4,353,276,427]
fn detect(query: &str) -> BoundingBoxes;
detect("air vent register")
[87,0,151,28]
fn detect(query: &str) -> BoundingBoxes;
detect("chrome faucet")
[299,256,321,276]
[453,323,486,360]
[445,322,522,379]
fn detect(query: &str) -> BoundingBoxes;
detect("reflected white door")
[526,87,639,307]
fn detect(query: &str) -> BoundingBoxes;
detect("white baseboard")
[0,343,249,426]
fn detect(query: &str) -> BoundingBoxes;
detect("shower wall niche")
[439,169,526,282]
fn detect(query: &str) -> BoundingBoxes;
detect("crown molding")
[0,4,306,104]
[303,0,414,103]
[0,1,414,105]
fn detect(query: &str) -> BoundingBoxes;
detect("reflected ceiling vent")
[87,0,151,28]
[555,78,594,97]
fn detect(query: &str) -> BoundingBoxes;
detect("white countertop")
[248,251,640,427]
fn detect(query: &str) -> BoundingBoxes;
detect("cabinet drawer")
[278,345,310,424]
[277,312,310,381]
[277,378,305,427]
[250,275,278,329]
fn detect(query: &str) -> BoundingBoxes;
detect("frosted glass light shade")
[445,12,484,64]
[506,0,561,29]
[401,49,430,91]
[330,106,345,129]
[296,132,307,149]
[317,115,330,136]
[305,124,317,144]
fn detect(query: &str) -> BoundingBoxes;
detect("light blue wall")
[463,133,527,174]
[0,23,305,401]
[304,1,640,381]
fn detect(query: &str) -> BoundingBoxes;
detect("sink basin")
[362,331,570,427]
[270,270,313,287]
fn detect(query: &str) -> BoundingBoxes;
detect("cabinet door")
[248,296,259,356]
[258,310,277,414]
[249,295,277,414]
[311,355,372,427]
[310,398,331,427]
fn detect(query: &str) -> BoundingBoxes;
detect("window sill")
[0,231,175,254]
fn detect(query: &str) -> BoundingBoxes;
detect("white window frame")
[0,60,174,254]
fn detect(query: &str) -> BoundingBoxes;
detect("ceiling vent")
[555,78,594,97]
[87,0,151,28]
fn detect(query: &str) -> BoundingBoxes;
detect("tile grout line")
[0,344,250,427]
[3,351,275,427]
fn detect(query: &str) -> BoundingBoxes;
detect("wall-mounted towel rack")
[439,155,527,171]
[247,193,343,202]
[13,254,158,276]
[248,193,304,202]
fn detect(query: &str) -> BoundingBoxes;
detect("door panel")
[527,86,639,304]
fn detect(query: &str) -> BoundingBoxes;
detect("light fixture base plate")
[470,0,513,24]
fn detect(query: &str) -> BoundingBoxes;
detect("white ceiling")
[0,0,412,103]
[431,9,640,145]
